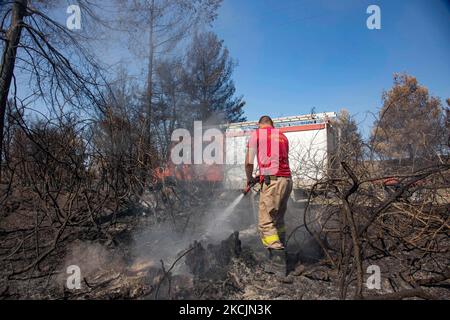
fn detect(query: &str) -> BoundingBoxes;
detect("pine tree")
[184,32,246,124]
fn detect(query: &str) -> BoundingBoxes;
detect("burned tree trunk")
[0,0,27,182]
[185,232,242,280]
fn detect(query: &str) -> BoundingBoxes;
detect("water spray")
[201,176,260,240]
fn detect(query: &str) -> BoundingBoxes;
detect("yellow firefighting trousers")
[258,176,293,249]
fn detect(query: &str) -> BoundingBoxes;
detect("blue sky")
[13,0,450,138]
[212,0,450,136]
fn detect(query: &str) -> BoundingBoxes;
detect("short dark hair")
[258,115,274,127]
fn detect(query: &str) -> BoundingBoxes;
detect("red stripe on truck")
[280,123,326,133]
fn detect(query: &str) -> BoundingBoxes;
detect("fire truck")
[156,112,338,195]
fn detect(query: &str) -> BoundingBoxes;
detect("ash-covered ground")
[0,184,448,300]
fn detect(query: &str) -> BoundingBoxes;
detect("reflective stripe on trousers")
[262,233,281,247]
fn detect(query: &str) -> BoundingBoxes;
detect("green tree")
[184,32,246,123]
[115,0,222,169]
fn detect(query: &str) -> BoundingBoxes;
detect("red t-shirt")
[247,127,291,177]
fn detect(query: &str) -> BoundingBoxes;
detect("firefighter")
[245,115,293,277]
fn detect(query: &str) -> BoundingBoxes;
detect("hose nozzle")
[243,176,259,195]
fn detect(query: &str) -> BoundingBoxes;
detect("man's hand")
[247,176,257,187]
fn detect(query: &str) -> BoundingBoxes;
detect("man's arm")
[245,145,255,183]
